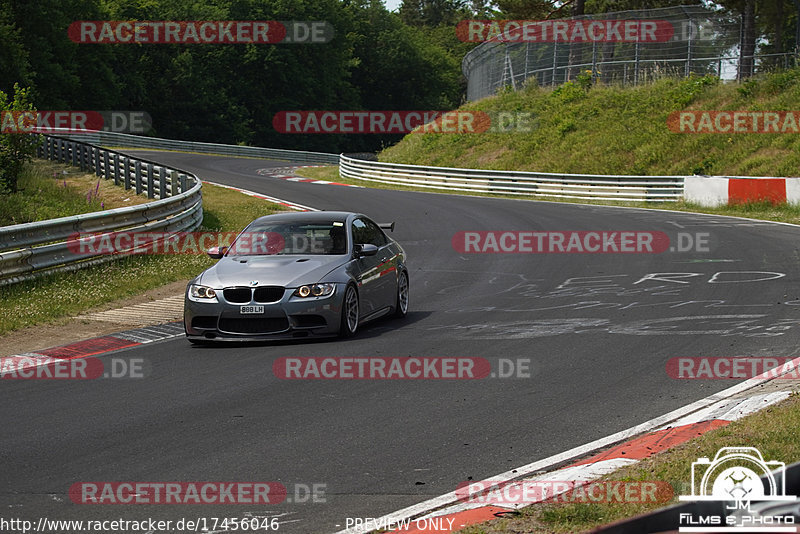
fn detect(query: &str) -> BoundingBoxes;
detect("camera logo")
[678,447,797,532]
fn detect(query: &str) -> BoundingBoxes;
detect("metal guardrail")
[339,154,684,201]
[53,129,340,165]
[0,135,203,286]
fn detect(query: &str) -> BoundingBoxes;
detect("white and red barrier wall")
[684,176,800,206]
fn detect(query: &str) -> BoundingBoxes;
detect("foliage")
[0,84,38,193]
[379,67,800,178]
[0,0,466,154]
[0,0,795,156]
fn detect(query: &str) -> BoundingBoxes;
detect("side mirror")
[207,246,228,259]
[354,243,378,257]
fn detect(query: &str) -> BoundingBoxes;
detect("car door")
[360,217,396,311]
[351,218,391,316]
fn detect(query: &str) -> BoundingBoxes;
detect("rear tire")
[393,270,409,318]
[339,284,359,338]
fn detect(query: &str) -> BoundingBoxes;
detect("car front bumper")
[183,285,344,341]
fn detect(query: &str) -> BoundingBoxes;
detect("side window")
[363,219,387,246]
[352,218,387,247]
[352,219,369,246]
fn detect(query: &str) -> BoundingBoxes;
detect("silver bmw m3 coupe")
[183,211,408,343]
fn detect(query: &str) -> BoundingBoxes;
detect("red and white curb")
[334,357,800,534]
[256,165,362,188]
[203,180,319,211]
[1,323,184,376]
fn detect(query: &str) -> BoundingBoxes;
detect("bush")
[0,84,39,193]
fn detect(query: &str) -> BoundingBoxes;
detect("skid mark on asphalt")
[256,165,362,188]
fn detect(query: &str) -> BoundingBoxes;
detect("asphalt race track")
[3,150,800,533]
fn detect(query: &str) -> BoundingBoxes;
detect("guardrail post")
[180,173,188,193]
[146,163,155,198]
[121,156,130,190]
[111,153,119,186]
[134,160,142,195]
[70,142,78,167]
[93,148,101,176]
[102,151,110,180]
[159,168,167,198]
[168,170,178,195]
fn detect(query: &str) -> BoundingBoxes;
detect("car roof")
[250,211,360,225]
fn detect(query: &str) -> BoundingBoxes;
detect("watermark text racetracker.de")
[668,111,800,133]
[0,517,282,534]
[69,481,326,504]
[667,357,800,379]
[273,357,531,379]
[456,479,673,505]
[457,19,675,43]
[67,231,285,256]
[68,20,334,44]
[272,110,537,134]
[1,111,152,134]
[452,231,711,254]
[0,356,147,380]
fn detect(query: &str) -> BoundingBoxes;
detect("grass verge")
[0,159,151,226]
[458,392,800,533]
[0,174,285,335]
[379,71,800,177]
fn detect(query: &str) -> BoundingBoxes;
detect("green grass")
[379,70,800,177]
[457,392,800,533]
[0,179,285,335]
[0,159,151,226]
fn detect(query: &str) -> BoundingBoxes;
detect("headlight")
[189,284,218,301]
[293,283,335,298]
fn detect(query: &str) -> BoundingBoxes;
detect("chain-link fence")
[463,5,797,101]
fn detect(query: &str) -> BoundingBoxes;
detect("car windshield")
[227,220,347,256]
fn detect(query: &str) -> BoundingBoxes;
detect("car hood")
[198,254,347,288]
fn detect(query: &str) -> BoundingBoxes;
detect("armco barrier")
[0,135,202,285]
[339,154,685,202]
[52,129,339,165]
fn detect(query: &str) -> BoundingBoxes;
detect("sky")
[384,0,402,12]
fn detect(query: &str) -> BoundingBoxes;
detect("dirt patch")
[476,147,509,167]
[0,279,187,357]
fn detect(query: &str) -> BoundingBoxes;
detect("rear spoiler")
[379,222,395,232]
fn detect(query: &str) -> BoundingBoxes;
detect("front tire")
[339,284,359,337]
[393,270,409,318]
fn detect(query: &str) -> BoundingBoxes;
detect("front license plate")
[240,305,264,314]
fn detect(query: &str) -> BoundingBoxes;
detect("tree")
[399,0,470,27]
[739,0,757,78]
[493,0,555,19]
[0,0,31,97]
[0,84,38,193]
